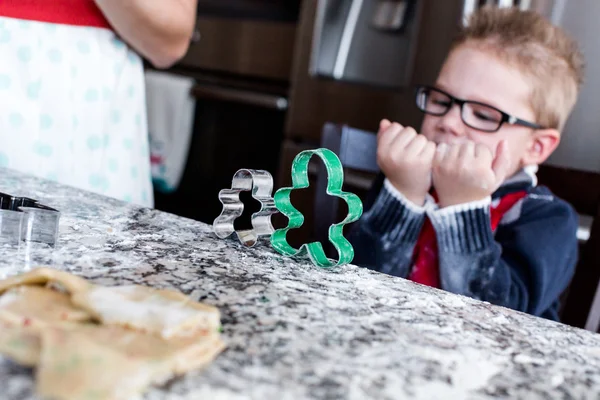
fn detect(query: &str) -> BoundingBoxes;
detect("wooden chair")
[536,165,600,331]
[313,123,380,253]
[314,122,600,332]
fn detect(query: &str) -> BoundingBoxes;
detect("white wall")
[547,0,600,172]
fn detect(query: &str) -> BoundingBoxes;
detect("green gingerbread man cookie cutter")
[271,148,363,268]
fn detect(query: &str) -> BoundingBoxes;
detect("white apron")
[0,16,153,207]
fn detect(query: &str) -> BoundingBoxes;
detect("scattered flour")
[444,295,467,308]
[147,385,251,400]
[513,354,547,366]
[490,314,510,325]
[551,374,565,388]
[409,347,503,399]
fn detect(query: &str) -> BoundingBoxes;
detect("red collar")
[0,0,111,29]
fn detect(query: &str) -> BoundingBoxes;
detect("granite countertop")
[1,169,600,400]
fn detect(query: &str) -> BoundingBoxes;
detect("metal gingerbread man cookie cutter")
[0,192,61,246]
[270,148,363,268]
[213,169,278,247]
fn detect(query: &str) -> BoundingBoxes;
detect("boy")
[348,6,584,320]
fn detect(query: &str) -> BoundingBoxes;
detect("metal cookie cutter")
[0,192,61,246]
[271,148,363,268]
[213,169,279,247]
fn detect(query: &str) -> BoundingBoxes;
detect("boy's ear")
[522,129,560,165]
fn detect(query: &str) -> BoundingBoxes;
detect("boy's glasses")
[414,85,544,133]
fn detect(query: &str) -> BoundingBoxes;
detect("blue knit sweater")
[348,169,579,320]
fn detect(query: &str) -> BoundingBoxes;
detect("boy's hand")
[432,140,511,208]
[377,119,436,206]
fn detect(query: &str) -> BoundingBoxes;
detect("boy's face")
[420,44,553,177]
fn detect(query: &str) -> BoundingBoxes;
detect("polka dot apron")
[0,16,153,207]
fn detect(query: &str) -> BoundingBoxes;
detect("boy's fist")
[376,119,436,206]
[432,140,511,208]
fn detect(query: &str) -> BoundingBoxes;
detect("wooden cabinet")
[179,17,298,82]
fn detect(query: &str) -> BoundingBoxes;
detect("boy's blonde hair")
[452,6,584,131]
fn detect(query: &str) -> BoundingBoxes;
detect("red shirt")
[0,0,111,29]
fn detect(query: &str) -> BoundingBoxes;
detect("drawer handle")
[191,85,288,110]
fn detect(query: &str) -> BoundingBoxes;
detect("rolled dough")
[0,268,226,400]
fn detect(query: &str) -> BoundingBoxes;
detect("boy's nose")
[437,104,466,137]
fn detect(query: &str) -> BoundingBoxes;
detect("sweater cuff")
[382,179,432,213]
[427,197,494,252]
[363,179,430,243]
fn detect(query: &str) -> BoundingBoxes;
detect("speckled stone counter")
[1,169,600,400]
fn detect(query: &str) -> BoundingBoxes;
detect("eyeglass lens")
[416,87,503,132]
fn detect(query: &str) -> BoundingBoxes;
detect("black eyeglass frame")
[414,85,545,132]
